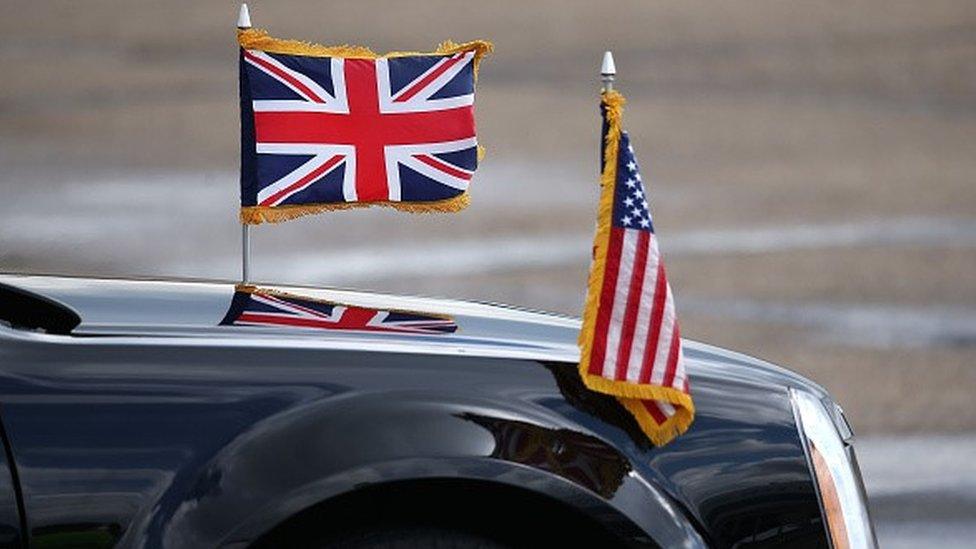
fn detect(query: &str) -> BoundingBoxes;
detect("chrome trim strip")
[789,388,831,547]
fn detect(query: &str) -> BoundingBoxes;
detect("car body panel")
[0,419,23,549]
[0,274,829,548]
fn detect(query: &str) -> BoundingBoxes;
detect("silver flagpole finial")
[237,3,252,29]
[601,51,616,91]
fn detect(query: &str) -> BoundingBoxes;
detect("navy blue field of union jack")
[239,45,482,216]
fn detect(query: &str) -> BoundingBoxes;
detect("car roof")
[0,273,582,361]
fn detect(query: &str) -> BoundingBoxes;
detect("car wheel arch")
[124,392,704,548]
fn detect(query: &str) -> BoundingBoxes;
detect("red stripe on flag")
[244,50,325,103]
[254,109,475,146]
[589,227,625,375]
[643,400,669,425]
[614,230,650,380]
[259,155,344,207]
[639,261,668,383]
[414,154,473,181]
[394,54,464,103]
[662,323,681,388]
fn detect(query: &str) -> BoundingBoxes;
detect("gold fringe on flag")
[237,29,492,225]
[238,29,493,78]
[240,193,471,224]
[577,90,695,446]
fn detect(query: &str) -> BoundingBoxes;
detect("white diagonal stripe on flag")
[377,53,475,113]
[388,54,462,102]
[253,143,356,205]
[256,154,343,206]
[397,154,471,191]
[244,50,338,105]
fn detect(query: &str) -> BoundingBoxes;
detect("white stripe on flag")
[255,155,329,205]
[625,235,661,382]
[670,343,687,390]
[245,50,337,104]
[601,230,638,379]
[252,100,348,113]
[658,400,676,416]
[650,286,677,385]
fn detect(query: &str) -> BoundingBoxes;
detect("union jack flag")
[220,287,458,335]
[238,32,490,223]
[578,91,694,446]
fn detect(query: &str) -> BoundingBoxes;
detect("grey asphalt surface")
[859,435,976,548]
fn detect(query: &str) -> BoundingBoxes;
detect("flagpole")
[238,3,252,283]
[601,51,616,92]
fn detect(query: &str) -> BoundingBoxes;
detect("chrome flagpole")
[601,51,616,92]
[238,3,252,283]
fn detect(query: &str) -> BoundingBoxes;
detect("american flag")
[578,92,694,445]
[220,287,458,335]
[238,33,489,222]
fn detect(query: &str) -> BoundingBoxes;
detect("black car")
[0,274,875,548]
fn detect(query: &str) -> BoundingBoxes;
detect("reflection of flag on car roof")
[578,90,694,446]
[220,286,458,335]
[238,29,492,224]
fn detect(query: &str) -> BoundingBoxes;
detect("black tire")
[316,526,512,549]
[250,481,629,549]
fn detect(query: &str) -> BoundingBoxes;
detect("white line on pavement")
[267,217,976,283]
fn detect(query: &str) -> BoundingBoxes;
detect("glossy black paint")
[0,275,829,548]
[0,417,24,548]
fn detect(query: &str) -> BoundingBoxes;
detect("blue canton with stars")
[611,132,655,233]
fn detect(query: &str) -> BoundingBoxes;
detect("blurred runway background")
[1,1,974,545]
